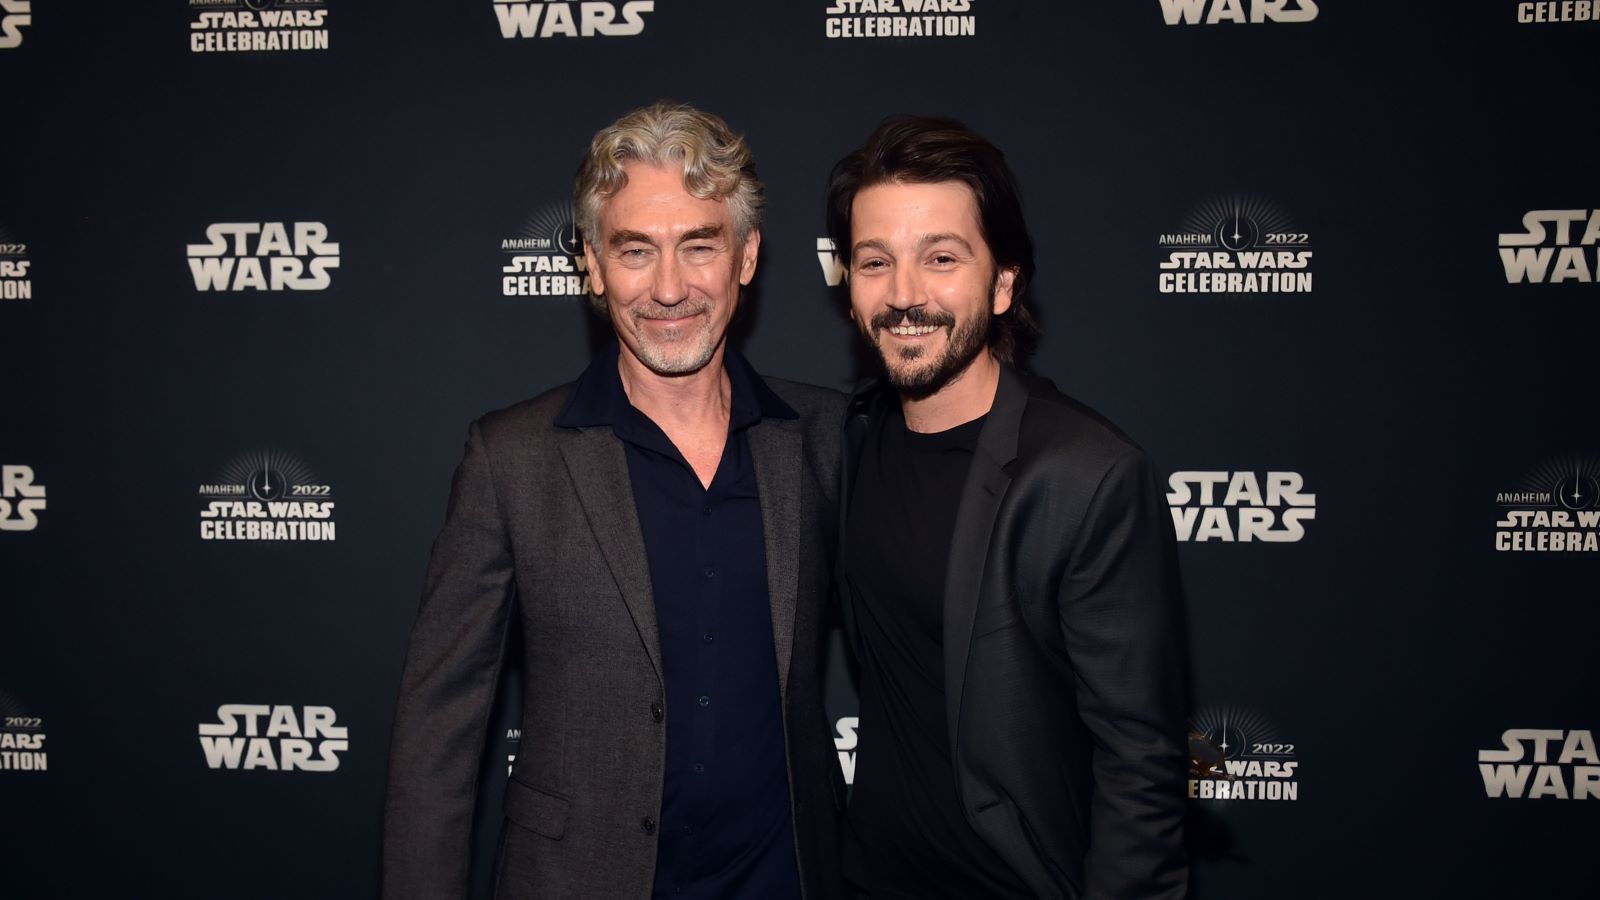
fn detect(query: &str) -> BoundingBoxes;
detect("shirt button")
[650,703,663,722]
[693,762,705,775]
[701,632,714,644]
[697,695,711,707]
[640,816,656,834]
[702,505,712,516]
[703,565,715,578]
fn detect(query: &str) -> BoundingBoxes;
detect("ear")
[583,240,606,297]
[991,266,1017,316]
[738,228,762,286]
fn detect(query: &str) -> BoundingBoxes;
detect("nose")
[651,251,688,306]
[887,263,924,311]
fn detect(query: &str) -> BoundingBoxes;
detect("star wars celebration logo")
[189,0,329,53]
[1166,470,1315,542]
[825,0,976,39]
[0,0,29,50]
[187,222,339,292]
[493,0,654,38]
[1158,196,1314,294]
[501,204,589,298]
[1,465,46,533]
[1498,209,1599,284]
[198,451,337,542]
[0,225,30,300]
[1479,729,1599,799]
[817,238,846,287]
[1493,456,1599,552]
[198,704,348,772]
[835,716,858,784]
[0,691,46,773]
[1189,706,1299,802]
[1159,0,1318,25]
[1517,2,1599,23]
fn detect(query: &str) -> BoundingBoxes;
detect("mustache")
[870,308,955,331]
[634,299,711,321]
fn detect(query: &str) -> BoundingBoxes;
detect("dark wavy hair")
[826,115,1039,363]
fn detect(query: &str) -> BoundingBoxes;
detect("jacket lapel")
[943,365,1027,757]
[835,383,881,655]
[749,419,802,705]
[557,427,664,686]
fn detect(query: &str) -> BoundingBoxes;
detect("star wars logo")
[198,451,337,541]
[198,704,348,772]
[824,0,976,39]
[501,204,589,298]
[1518,1,1598,22]
[0,0,28,50]
[1480,729,1599,799]
[0,465,46,533]
[1166,471,1314,542]
[0,692,46,773]
[493,0,654,38]
[0,234,30,300]
[1493,456,1599,552]
[1498,209,1600,284]
[187,222,339,292]
[189,0,330,53]
[1159,196,1313,294]
[1159,0,1318,25]
[1189,706,1299,803]
[817,238,846,287]
[834,716,858,784]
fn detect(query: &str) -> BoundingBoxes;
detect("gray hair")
[573,101,765,257]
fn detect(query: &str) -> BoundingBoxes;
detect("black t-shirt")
[842,404,1032,900]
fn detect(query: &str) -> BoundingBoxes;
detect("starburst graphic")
[1519,455,1600,511]
[212,450,318,499]
[1179,194,1299,252]
[516,203,581,255]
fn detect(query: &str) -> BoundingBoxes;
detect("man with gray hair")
[383,101,845,900]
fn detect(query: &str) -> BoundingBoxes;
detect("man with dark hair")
[827,116,1189,900]
[383,102,844,900]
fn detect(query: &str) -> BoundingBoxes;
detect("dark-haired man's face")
[846,180,1014,399]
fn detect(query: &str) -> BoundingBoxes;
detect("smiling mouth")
[885,324,941,336]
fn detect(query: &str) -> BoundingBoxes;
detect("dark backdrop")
[3,2,1597,898]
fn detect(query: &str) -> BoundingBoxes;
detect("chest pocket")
[504,779,570,840]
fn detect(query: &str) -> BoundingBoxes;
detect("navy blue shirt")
[554,344,801,900]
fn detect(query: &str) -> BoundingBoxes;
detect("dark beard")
[865,304,992,401]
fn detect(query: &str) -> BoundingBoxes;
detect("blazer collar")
[942,363,1029,757]
[555,352,805,698]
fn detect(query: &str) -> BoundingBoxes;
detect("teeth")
[888,325,938,336]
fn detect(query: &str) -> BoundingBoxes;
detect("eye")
[929,253,957,266]
[855,258,887,271]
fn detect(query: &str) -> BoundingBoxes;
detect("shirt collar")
[554,341,797,433]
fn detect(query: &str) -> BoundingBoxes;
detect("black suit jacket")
[383,373,845,900]
[839,364,1189,900]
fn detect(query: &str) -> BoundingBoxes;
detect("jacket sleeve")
[1059,451,1189,900]
[382,421,517,900]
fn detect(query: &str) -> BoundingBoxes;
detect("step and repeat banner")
[2,2,1596,898]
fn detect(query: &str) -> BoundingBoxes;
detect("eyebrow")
[918,233,975,254]
[608,223,725,249]
[851,233,976,259]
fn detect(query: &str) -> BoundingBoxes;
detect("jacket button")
[650,703,663,722]
[641,816,657,834]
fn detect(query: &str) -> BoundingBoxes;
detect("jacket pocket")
[503,778,571,840]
